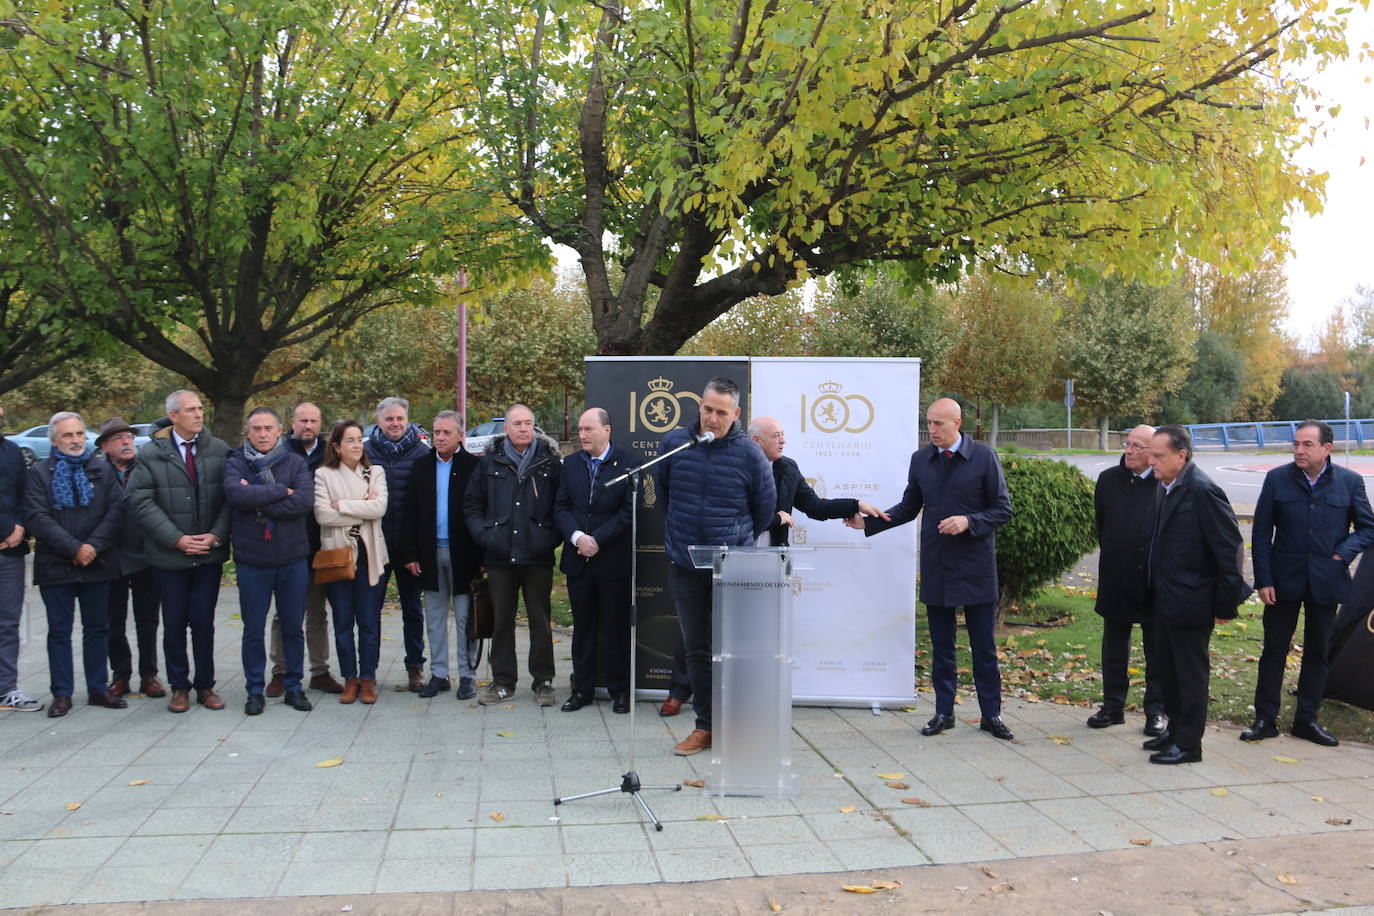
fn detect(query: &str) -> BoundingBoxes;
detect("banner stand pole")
[553,442,693,829]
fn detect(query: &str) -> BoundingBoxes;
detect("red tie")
[942,449,953,460]
[183,441,197,484]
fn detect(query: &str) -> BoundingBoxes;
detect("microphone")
[694,430,715,445]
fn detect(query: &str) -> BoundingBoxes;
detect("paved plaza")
[1,583,1372,910]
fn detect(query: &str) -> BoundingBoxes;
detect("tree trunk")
[990,403,1001,450]
[206,387,250,444]
[1098,415,1110,452]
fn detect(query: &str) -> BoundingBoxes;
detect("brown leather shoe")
[309,672,345,694]
[406,667,424,692]
[672,729,711,756]
[108,679,131,698]
[47,696,73,718]
[359,679,378,704]
[167,688,191,713]
[339,677,359,704]
[264,675,285,698]
[196,688,225,710]
[140,676,167,698]
[88,689,129,709]
[659,696,684,717]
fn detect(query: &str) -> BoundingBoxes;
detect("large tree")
[461,0,1350,355]
[0,0,544,437]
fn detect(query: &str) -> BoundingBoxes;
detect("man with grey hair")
[464,403,563,706]
[0,401,41,711]
[365,395,431,690]
[401,410,482,699]
[1142,424,1249,764]
[1088,424,1167,735]
[24,412,127,716]
[129,390,232,713]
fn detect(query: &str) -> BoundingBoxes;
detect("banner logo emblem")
[801,380,874,434]
[630,377,702,433]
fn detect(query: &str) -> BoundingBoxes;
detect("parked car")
[5,425,100,465]
[464,417,547,455]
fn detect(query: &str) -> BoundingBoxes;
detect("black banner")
[585,358,750,690]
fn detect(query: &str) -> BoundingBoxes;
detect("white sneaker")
[0,690,43,712]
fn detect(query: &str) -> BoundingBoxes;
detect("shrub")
[996,456,1097,616]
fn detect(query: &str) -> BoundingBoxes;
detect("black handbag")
[467,574,494,668]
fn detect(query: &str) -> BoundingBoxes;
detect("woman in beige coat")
[314,420,388,704]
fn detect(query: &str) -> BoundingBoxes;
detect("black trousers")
[1154,618,1213,753]
[107,568,160,681]
[1254,599,1336,723]
[566,571,631,696]
[1100,616,1165,716]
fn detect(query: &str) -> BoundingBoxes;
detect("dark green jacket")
[127,429,231,570]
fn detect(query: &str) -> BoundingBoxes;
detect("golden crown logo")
[646,377,674,392]
[802,381,875,434]
[629,376,701,434]
[817,380,844,394]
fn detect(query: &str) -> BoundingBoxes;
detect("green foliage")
[1159,331,1247,424]
[458,0,1352,355]
[942,271,1057,413]
[1273,367,1345,421]
[995,457,1097,613]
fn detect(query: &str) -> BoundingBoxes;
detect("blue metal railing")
[1187,419,1374,450]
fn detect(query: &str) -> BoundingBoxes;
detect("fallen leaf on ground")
[1326,817,1353,826]
[315,757,343,768]
[902,707,918,713]
[1276,874,1297,885]
[698,813,727,821]
[841,886,876,894]
[875,772,904,780]
[901,797,933,807]
[768,899,782,912]
[1210,788,1229,797]
[1046,734,1071,745]
[127,779,148,786]
[839,805,857,813]
[980,866,1000,879]
[1130,837,1153,846]
[489,812,505,822]
[1312,796,1324,802]
[682,779,705,788]
[886,782,910,790]
[64,802,81,811]
[1271,756,1300,765]
[871,879,902,889]
[496,731,514,738]
[987,883,1014,894]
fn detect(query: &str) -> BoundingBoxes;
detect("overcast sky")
[1284,6,1374,344]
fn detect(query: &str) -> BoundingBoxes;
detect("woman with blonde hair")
[314,420,388,703]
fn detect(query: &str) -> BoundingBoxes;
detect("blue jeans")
[41,581,112,697]
[926,602,1002,718]
[157,564,222,691]
[669,563,713,731]
[237,560,308,695]
[326,546,385,679]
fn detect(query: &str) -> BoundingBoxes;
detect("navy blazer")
[1252,460,1374,606]
[1149,461,1250,626]
[554,444,634,580]
[864,433,1012,607]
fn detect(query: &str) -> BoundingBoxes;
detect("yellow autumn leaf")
[841,886,877,894]
[1276,874,1297,885]
[875,772,904,779]
[315,757,344,768]
[489,812,505,822]
[1271,755,1300,764]
[697,813,727,821]
[64,802,81,811]
[496,731,514,738]
[980,866,999,879]
[1312,796,1324,802]
[127,779,148,786]
[1046,734,1071,745]
[1210,787,1229,797]
[768,900,782,912]
[839,805,857,813]
[871,879,902,889]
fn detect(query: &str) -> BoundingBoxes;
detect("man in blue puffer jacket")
[655,377,775,756]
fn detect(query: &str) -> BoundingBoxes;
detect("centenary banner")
[585,356,920,706]
[750,358,920,705]
[584,357,749,694]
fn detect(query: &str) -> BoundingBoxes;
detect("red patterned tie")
[183,441,197,485]
[942,449,953,460]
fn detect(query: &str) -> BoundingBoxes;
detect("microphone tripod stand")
[552,437,705,830]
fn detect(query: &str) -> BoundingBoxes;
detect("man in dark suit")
[400,410,482,700]
[1143,425,1249,764]
[554,408,635,713]
[1244,419,1374,746]
[849,397,1015,741]
[749,416,882,546]
[1088,424,1167,736]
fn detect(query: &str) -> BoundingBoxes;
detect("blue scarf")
[52,448,95,509]
[244,440,289,541]
[369,422,422,458]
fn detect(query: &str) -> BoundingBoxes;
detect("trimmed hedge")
[996,456,1097,611]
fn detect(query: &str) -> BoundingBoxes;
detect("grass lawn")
[943,585,1374,745]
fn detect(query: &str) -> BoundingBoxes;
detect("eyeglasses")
[1124,442,1151,451]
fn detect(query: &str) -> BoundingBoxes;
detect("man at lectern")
[847,397,1015,741]
[656,378,775,756]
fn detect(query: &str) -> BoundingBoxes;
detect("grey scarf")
[502,435,538,476]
